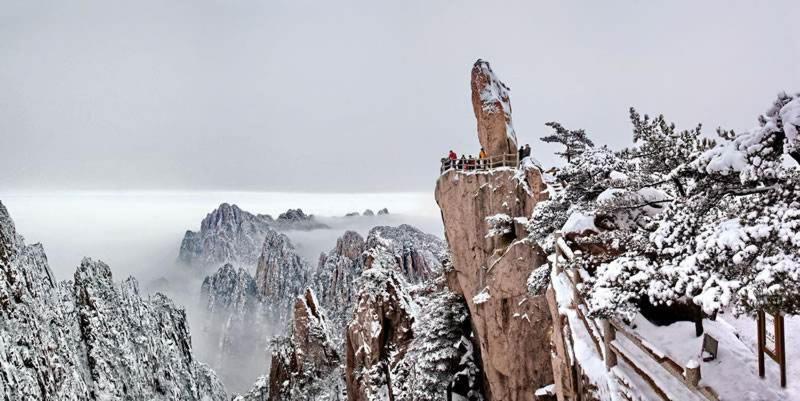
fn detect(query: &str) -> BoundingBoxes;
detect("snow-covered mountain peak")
[0,201,227,400]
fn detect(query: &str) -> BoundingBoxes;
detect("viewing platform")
[440,153,519,174]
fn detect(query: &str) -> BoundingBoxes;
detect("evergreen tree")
[540,121,595,162]
[395,291,482,401]
[589,92,800,318]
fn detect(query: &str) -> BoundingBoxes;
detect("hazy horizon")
[0,190,441,282]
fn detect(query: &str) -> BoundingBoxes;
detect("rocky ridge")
[179,203,274,270]
[0,201,226,401]
[263,208,330,231]
[179,204,329,271]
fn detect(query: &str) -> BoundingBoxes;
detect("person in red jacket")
[448,150,457,170]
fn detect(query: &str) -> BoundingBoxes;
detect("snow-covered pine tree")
[540,121,595,163]
[590,92,800,319]
[528,142,668,257]
[395,290,482,401]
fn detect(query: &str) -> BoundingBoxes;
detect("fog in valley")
[0,190,441,392]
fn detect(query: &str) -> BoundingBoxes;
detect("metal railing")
[440,153,519,173]
[552,233,719,401]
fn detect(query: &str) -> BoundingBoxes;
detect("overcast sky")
[1,1,798,192]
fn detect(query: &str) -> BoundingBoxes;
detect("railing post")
[601,319,617,370]
[685,360,701,387]
[571,265,582,302]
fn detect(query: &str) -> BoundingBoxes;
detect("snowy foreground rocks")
[0,201,226,401]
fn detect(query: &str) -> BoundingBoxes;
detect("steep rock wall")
[436,167,552,401]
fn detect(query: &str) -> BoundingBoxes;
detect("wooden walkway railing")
[440,153,519,173]
[552,233,719,401]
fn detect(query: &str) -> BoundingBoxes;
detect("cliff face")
[314,230,365,342]
[268,288,341,401]
[253,230,310,321]
[0,201,226,401]
[344,264,415,401]
[435,60,552,401]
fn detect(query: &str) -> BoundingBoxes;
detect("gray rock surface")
[0,201,226,401]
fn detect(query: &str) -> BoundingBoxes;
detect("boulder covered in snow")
[471,59,518,157]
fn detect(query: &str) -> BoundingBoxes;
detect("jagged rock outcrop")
[344,261,416,401]
[179,203,274,270]
[312,225,446,342]
[268,288,341,400]
[201,264,259,316]
[471,59,517,157]
[269,209,330,231]
[435,61,553,401]
[179,205,330,271]
[0,201,226,400]
[364,224,447,283]
[314,231,366,342]
[377,208,389,215]
[254,230,310,321]
[200,264,270,393]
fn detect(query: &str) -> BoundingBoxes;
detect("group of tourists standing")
[443,144,530,172]
[445,148,485,171]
